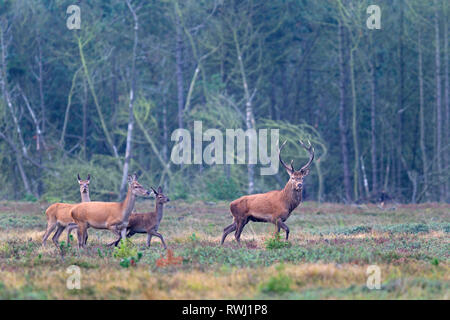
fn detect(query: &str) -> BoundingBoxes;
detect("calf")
[112,186,170,249]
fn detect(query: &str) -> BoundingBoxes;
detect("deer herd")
[42,140,314,250]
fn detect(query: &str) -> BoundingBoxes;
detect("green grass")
[0,200,448,299]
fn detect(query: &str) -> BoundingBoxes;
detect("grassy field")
[0,200,448,299]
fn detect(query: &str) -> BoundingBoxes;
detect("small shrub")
[23,193,37,202]
[430,258,439,266]
[189,233,199,242]
[155,249,183,268]
[264,232,291,249]
[259,264,292,294]
[113,238,142,268]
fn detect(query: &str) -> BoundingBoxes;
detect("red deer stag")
[221,140,314,245]
[110,186,170,248]
[70,173,152,248]
[42,174,91,246]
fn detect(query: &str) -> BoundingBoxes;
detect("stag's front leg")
[276,219,290,240]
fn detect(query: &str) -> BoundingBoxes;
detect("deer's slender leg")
[277,219,290,240]
[66,224,77,244]
[77,223,87,249]
[42,221,57,246]
[42,221,57,245]
[234,219,248,244]
[52,225,65,246]
[146,234,153,246]
[221,222,236,245]
[149,231,167,249]
[107,226,123,247]
[83,231,88,245]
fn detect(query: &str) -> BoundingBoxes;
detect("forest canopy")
[0,0,448,203]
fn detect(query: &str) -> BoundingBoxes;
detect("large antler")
[298,140,315,172]
[279,140,294,174]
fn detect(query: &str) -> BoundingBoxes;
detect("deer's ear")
[127,175,133,184]
[77,173,81,182]
[300,168,310,176]
[87,174,90,181]
[132,173,138,181]
[157,186,163,193]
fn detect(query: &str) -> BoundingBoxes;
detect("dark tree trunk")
[175,12,185,130]
[418,29,430,200]
[338,21,352,202]
[434,1,444,201]
[369,52,377,195]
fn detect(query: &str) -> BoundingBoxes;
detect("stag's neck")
[80,192,90,202]
[281,183,302,212]
[121,188,136,221]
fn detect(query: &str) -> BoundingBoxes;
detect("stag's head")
[150,186,170,204]
[279,140,315,191]
[127,173,153,197]
[77,173,90,194]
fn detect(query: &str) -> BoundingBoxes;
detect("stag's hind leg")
[220,222,236,245]
[234,218,249,244]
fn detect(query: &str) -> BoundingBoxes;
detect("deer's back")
[71,201,124,227]
[128,212,157,232]
[230,190,289,222]
[46,203,75,224]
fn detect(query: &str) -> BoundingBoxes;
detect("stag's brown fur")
[221,140,314,245]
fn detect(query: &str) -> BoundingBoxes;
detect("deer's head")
[77,173,90,194]
[150,186,170,204]
[127,173,152,197]
[279,140,315,192]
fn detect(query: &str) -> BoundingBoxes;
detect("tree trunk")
[175,10,185,130]
[418,29,430,201]
[369,44,377,195]
[396,0,405,198]
[443,3,449,201]
[338,21,352,202]
[120,0,139,199]
[232,28,256,194]
[82,76,88,160]
[434,1,444,201]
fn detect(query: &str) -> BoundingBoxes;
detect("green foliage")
[259,264,292,294]
[113,238,142,268]
[23,194,37,202]
[189,233,199,242]
[205,174,241,200]
[43,158,121,202]
[264,232,291,249]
